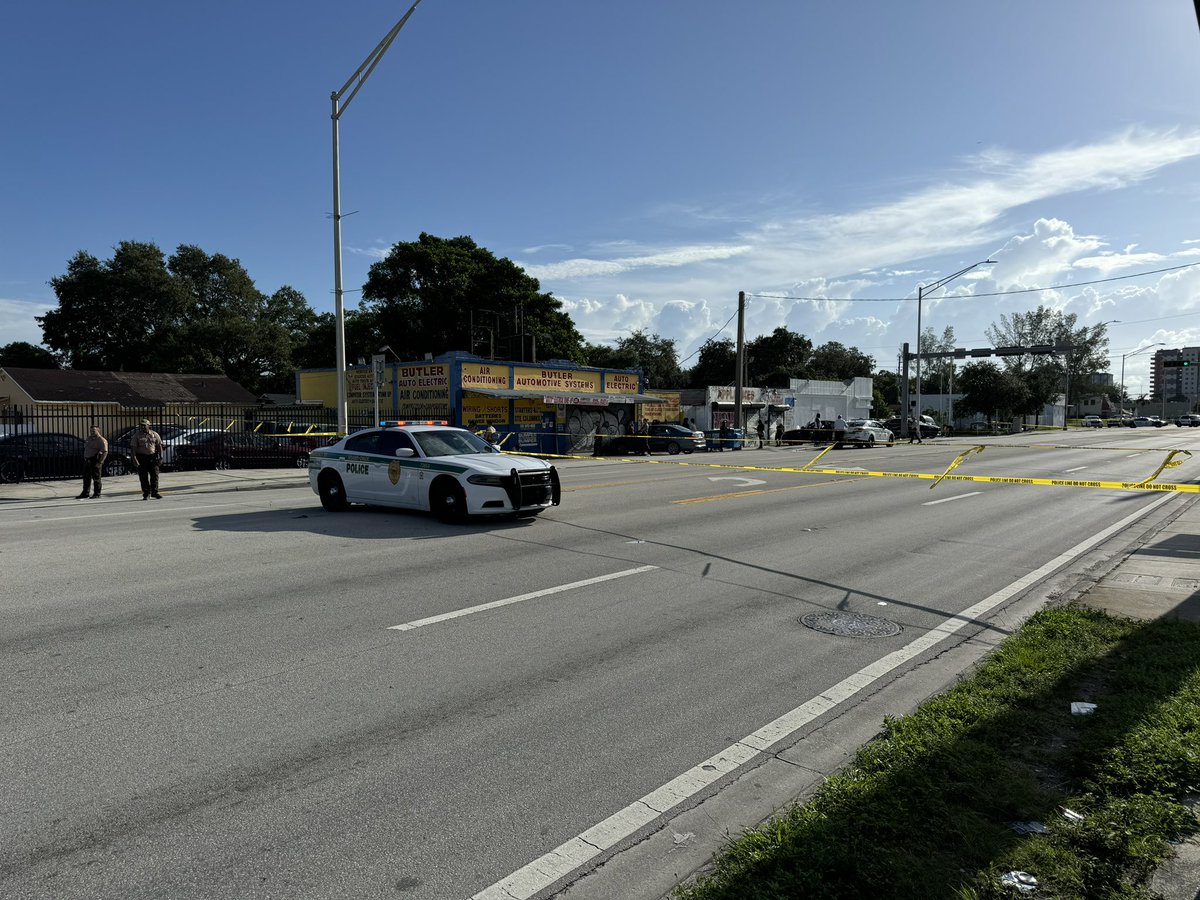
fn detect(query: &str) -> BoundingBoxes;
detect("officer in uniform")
[77,425,108,499]
[130,419,165,499]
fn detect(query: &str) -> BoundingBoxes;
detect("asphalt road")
[2,427,1198,899]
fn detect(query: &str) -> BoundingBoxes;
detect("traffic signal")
[1163,359,1192,368]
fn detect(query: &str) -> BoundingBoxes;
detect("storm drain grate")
[800,611,902,638]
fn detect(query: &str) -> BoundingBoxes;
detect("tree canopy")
[985,306,1111,414]
[359,233,585,365]
[37,241,316,393]
[0,341,58,368]
[582,331,683,388]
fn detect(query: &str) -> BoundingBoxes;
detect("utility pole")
[899,343,910,438]
[734,291,746,433]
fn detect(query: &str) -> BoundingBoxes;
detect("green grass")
[675,608,1200,900]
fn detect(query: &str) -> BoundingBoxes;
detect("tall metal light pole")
[331,0,424,436]
[1119,342,1165,414]
[913,259,995,438]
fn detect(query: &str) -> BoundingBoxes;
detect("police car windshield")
[413,429,493,457]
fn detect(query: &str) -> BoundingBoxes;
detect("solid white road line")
[471,493,1176,900]
[922,491,982,506]
[0,500,248,525]
[388,566,659,631]
[1065,466,1088,473]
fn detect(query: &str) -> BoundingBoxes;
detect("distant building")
[1151,347,1200,404]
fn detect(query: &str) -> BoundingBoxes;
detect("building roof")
[0,367,258,406]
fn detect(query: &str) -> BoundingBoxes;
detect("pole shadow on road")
[187,504,542,540]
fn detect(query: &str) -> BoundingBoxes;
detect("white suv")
[1081,416,1103,427]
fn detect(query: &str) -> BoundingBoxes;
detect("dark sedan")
[594,424,705,456]
[0,432,85,483]
[172,433,310,470]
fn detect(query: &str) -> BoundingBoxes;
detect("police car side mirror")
[395,448,415,458]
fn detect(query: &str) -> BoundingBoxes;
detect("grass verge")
[675,607,1200,900]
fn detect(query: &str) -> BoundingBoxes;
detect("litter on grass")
[1000,870,1038,893]
[1070,702,1098,715]
[1008,821,1047,835]
[1058,806,1085,824]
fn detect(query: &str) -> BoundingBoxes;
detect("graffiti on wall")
[562,406,638,453]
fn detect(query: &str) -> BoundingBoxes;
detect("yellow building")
[298,352,657,453]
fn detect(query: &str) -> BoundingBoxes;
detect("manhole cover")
[800,611,902,638]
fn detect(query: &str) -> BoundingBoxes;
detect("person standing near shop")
[756,418,766,448]
[77,425,108,499]
[775,420,784,446]
[833,414,847,447]
[130,419,164,499]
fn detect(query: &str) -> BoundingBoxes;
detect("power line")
[745,260,1200,303]
[677,307,740,366]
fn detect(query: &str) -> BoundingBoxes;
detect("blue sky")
[3,1,1200,397]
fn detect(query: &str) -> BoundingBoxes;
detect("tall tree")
[917,325,956,394]
[807,341,875,380]
[746,327,812,386]
[985,306,1111,414]
[686,338,737,388]
[360,233,584,363]
[40,242,184,370]
[0,342,59,368]
[38,242,321,393]
[956,361,1030,423]
[162,246,294,392]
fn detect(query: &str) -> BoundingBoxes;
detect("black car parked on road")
[172,432,311,470]
[594,424,706,456]
[0,432,85,483]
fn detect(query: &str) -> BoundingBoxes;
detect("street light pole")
[1119,342,1165,414]
[913,259,995,438]
[331,0,424,436]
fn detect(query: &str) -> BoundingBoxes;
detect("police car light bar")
[379,420,450,426]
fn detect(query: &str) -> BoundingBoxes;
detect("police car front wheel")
[318,471,349,512]
[431,478,467,523]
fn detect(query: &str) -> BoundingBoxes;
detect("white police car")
[309,422,560,522]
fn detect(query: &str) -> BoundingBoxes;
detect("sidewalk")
[0,466,309,503]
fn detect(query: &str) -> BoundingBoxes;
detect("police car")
[308,422,560,522]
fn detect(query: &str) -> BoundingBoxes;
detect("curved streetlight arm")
[1119,342,1165,409]
[331,0,424,436]
[911,258,996,438]
[335,0,424,116]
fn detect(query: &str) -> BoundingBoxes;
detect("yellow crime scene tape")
[497,433,1199,495]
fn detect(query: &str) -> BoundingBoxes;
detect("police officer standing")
[130,419,164,499]
[77,425,108,499]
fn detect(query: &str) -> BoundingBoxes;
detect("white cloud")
[0,298,53,348]
[521,243,752,281]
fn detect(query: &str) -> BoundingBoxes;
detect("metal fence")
[0,404,374,483]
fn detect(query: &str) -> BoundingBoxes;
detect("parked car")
[842,419,895,447]
[159,428,229,469]
[172,433,310,470]
[1106,416,1132,427]
[1081,415,1103,427]
[1176,414,1200,427]
[883,416,940,440]
[1131,416,1156,428]
[781,421,835,446]
[0,432,85,483]
[107,423,189,448]
[595,423,706,456]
